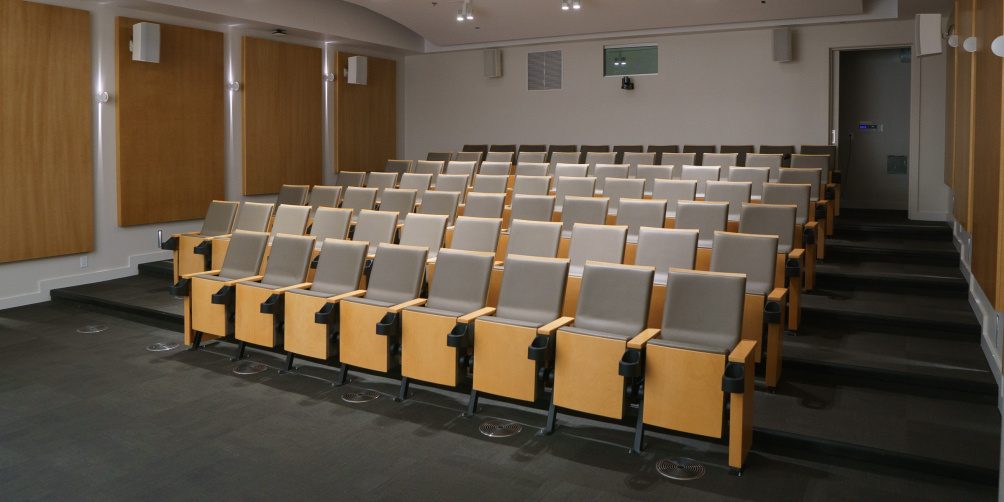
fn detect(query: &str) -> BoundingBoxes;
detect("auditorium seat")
[351,210,399,257]
[622,152,656,178]
[594,164,628,195]
[427,151,453,163]
[384,159,413,176]
[334,173,365,190]
[762,183,817,291]
[418,190,461,226]
[515,162,548,177]
[399,173,433,206]
[705,181,752,231]
[454,151,484,165]
[616,199,667,263]
[261,205,310,275]
[702,153,739,181]
[398,248,496,400]
[445,161,478,187]
[727,167,770,202]
[759,145,795,167]
[306,186,341,218]
[560,196,609,240]
[633,228,699,328]
[462,193,506,220]
[284,239,368,364]
[275,185,310,212]
[506,195,555,229]
[647,145,679,164]
[683,144,717,165]
[621,268,754,474]
[580,144,611,161]
[462,144,489,160]
[548,152,583,176]
[746,153,784,182]
[562,223,628,316]
[414,160,445,188]
[340,187,378,224]
[680,165,721,199]
[490,144,517,153]
[674,200,728,270]
[738,203,804,338]
[484,151,514,164]
[399,213,448,261]
[720,145,755,166]
[448,216,502,254]
[478,162,511,176]
[305,207,353,282]
[365,172,398,204]
[167,200,239,283]
[552,163,589,181]
[235,202,274,233]
[233,234,315,365]
[516,151,546,164]
[336,244,429,385]
[546,144,577,163]
[613,145,644,164]
[378,189,417,224]
[651,179,697,228]
[635,165,672,197]
[584,152,617,176]
[434,174,470,204]
[778,168,828,259]
[511,175,551,197]
[791,153,836,232]
[471,174,508,195]
[553,176,596,215]
[518,144,546,155]
[603,178,645,220]
[659,152,696,179]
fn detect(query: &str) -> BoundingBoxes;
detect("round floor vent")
[77,325,108,333]
[147,342,179,352]
[656,457,706,480]
[342,390,380,403]
[233,363,268,375]
[479,419,522,438]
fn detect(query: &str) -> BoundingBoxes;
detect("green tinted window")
[604,45,657,76]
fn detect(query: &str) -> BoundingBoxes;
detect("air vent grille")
[528,50,562,91]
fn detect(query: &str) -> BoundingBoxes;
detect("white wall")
[0,1,406,309]
[403,19,949,219]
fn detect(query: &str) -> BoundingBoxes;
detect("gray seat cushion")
[479,316,544,330]
[404,306,465,318]
[558,326,633,341]
[342,297,396,309]
[648,337,730,355]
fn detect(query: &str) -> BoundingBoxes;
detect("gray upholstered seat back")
[415,160,445,187]
[674,201,728,248]
[635,228,699,283]
[311,239,368,295]
[798,145,836,175]
[710,231,778,297]
[702,153,738,181]
[636,165,673,196]
[378,189,417,223]
[761,183,811,225]
[334,172,365,188]
[384,160,413,176]
[234,202,273,233]
[307,186,341,217]
[652,180,697,218]
[567,224,627,276]
[425,249,495,314]
[517,152,546,164]
[352,210,398,255]
[506,220,562,259]
[615,199,667,243]
[435,174,470,203]
[464,193,506,219]
[479,162,511,176]
[275,185,309,211]
[746,154,783,182]
[484,151,513,163]
[594,164,629,194]
[200,201,239,237]
[509,195,555,223]
[445,161,477,186]
[366,172,398,202]
[584,152,617,176]
[603,178,645,215]
[269,205,310,242]
[680,166,721,198]
[660,153,696,178]
[613,145,643,164]
[399,213,448,260]
[647,145,679,164]
[778,168,822,202]
[366,244,428,304]
[512,176,551,196]
[704,181,752,221]
[515,162,548,176]
[496,255,569,324]
[419,191,461,225]
[791,154,829,181]
[574,262,654,337]
[738,203,797,255]
[660,269,746,352]
[549,153,583,176]
[727,167,770,199]
[399,173,433,204]
[450,217,502,253]
[219,231,269,280]
[341,187,378,222]
[622,152,657,178]
[560,197,609,239]
[309,208,352,246]
[472,175,509,194]
[261,234,315,287]
[554,177,596,212]
[426,152,453,163]
[720,145,755,166]
[683,145,716,165]
[553,163,589,179]
[454,151,483,163]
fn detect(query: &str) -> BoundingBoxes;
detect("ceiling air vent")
[528,50,562,91]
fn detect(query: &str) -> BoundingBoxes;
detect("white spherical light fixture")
[948,34,959,47]
[963,36,978,52]
[992,36,1004,57]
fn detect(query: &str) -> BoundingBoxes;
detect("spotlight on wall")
[95,91,110,103]
[324,73,335,82]
[466,1,473,19]
[561,0,570,10]
[963,36,977,52]
[271,29,287,37]
[572,0,581,9]
[621,77,634,90]
[948,34,959,47]
[993,36,1004,57]
[457,8,464,21]
[226,81,241,91]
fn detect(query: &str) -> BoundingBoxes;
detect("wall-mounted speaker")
[484,49,502,78]
[915,13,944,57]
[772,27,792,63]
[347,56,368,85]
[131,22,160,63]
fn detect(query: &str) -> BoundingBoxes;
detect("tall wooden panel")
[334,52,397,173]
[242,37,323,195]
[971,0,1004,307]
[115,18,225,226]
[944,6,957,188]
[0,0,92,263]
[954,0,976,230]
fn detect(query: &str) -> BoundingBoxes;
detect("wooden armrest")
[627,328,661,349]
[788,249,805,261]
[493,260,504,267]
[767,288,788,303]
[388,298,427,313]
[538,317,574,335]
[215,234,233,239]
[326,290,366,303]
[805,221,818,231]
[171,233,184,238]
[222,275,263,286]
[729,339,757,364]
[274,283,312,293]
[182,269,220,279]
[458,307,496,324]
[396,224,404,230]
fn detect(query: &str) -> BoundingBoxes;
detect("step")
[815,260,968,296]
[832,209,954,240]
[800,287,980,337]
[138,259,174,279]
[50,275,183,332]
[824,236,960,266]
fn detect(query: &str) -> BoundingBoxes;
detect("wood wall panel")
[944,6,957,188]
[0,0,92,263]
[115,18,225,226]
[334,52,397,173]
[242,37,323,195]
[954,0,976,230]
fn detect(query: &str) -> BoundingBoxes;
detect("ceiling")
[345,0,869,47]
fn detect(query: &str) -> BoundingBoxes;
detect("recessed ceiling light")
[271,29,287,37]
[561,0,570,10]
[572,0,581,9]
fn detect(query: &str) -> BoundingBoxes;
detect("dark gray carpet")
[0,303,995,501]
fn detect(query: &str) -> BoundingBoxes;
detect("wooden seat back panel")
[643,344,725,438]
[284,293,331,359]
[553,329,627,420]
[191,277,228,337]
[235,284,280,346]
[178,235,210,281]
[340,301,393,372]
[402,310,463,386]
[471,320,539,402]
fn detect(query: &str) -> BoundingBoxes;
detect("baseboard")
[0,250,172,310]
[908,210,948,222]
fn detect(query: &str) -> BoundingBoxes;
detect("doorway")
[835,48,913,210]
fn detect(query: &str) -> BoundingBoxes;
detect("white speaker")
[915,14,944,57]
[772,28,792,62]
[484,49,502,78]
[131,22,160,63]
[348,56,368,85]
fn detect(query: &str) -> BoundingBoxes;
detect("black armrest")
[161,236,179,251]
[375,312,399,336]
[260,294,283,315]
[802,226,816,246]
[315,303,337,325]
[824,186,835,200]
[785,257,801,278]
[446,323,470,348]
[764,300,782,325]
[831,171,842,184]
[211,285,233,305]
[527,334,552,362]
[814,204,827,220]
[310,255,320,269]
[722,362,745,394]
[169,278,190,297]
[193,240,212,256]
[619,348,643,378]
